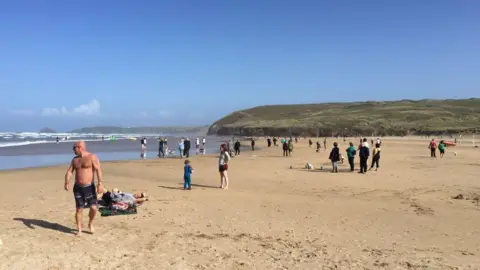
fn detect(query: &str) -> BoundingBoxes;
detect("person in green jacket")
[345,142,357,172]
[288,139,294,157]
[438,140,446,158]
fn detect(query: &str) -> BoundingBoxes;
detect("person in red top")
[428,139,437,158]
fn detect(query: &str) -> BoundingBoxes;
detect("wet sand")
[0,137,479,269]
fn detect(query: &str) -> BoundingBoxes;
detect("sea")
[0,132,231,170]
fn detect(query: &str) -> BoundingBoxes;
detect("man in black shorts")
[64,141,103,236]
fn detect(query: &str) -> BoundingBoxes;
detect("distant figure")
[101,135,104,141]
[218,144,231,189]
[64,141,103,236]
[295,137,298,143]
[267,137,272,147]
[178,139,185,158]
[184,138,191,158]
[251,138,255,151]
[234,140,241,156]
[369,143,381,171]
[359,141,370,174]
[329,142,340,173]
[282,140,288,157]
[323,138,327,150]
[195,137,200,155]
[56,136,60,144]
[316,141,321,152]
[202,137,206,154]
[438,140,446,158]
[140,137,147,150]
[376,137,382,146]
[428,139,437,158]
[183,160,194,190]
[346,142,357,172]
[308,139,313,147]
[288,139,294,157]
[371,139,374,146]
[273,137,278,147]
[158,138,165,158]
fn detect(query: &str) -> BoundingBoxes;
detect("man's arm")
[64,160,75,191]
[92,154,103,186]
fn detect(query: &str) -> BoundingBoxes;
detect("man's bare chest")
[73,157,93,170]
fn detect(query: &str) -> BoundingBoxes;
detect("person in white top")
[202,137,206,154]
[376,138,381,146]
[218,144,231,189]
[362,138,369,148]
[195,137,200,155]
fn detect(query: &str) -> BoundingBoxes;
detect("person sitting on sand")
[99,188,148,206]
[218,144,231,189]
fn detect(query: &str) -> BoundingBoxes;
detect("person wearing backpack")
[329,142,341,173]
[346,142,357,172]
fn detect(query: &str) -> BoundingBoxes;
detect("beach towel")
[98,205,137,217]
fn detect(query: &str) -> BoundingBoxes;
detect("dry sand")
[0,137,479,269]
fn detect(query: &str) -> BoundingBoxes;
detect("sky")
[0,0,478,132]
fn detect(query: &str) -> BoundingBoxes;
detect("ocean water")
[0,132,230,170]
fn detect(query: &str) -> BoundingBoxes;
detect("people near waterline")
[251,137,255,151]
[328,142,340,173]
[267,137,272,147]
[178,139,185,158]
[195,137,200,155]
[273,137,278,147]
[218,144,231,189]
[359,141,370,174]
[346,142,357,172]
[56,136,60,143]
[158,137,165,158]
[369,143,381,171]
[316,141,321,152]
[140,137,147,150]
[428,139,437,158]
[282,140,289,157]
[183,159,194,190]
[288,139,294,156]
[295,137,298,143]
[308,139,313,147]
[234,140,241,156]
[184,138,191,158]
[202,137,206,147]
[438,140,446,158]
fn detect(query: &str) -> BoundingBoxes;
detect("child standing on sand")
[329,142,340,173]
[369,143,381,171]
[184,160,194,190]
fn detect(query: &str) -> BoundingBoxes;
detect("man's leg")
[88,205,97,233]
[75,208,83,236]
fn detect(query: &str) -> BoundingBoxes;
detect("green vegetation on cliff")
[70,126,208,135]
[208,98,480,136]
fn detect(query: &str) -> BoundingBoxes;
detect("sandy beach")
[0,137,479,269]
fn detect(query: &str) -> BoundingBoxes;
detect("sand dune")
[0,137,479,269]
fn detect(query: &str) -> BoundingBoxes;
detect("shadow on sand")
[293,168,355,173]
[158,185,184,190]
[13,218,87,235]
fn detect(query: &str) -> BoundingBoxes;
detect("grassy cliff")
[207,98,480,136]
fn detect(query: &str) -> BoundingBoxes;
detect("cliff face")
[207,98,480,137]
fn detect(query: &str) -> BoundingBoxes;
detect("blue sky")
[0,0,478,131]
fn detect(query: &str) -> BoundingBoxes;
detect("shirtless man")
[64,141,103,236]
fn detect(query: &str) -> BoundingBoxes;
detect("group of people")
[428,139,448,158]
[328,138,382,173]
[176,137,207,158]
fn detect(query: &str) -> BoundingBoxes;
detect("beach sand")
[0,138,479,269]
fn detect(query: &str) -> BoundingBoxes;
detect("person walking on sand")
[438,140,446,158]
[234,140,241,156]
[195,137,200,155]
[323,138,327,151]
[359,140,370,174]
[329,142,340,173]
[369,143,381,171]
[267,137,272,147]
[346,142,357,172]
[183,160,194,190]
[218,144,231,189]
[288,139,294,157]
[158,137,165,158]
[282,140,288,157]
[308,139,313,148]
[251,138,255,151]
[64,141,103,236]
[316,141,321,152]
[428,139,437,158]
[273,137,278,147]
[178,139,185,158]
[184,138,191,158]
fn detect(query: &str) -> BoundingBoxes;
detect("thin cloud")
[159,110,172,118]
[41,99,100,116]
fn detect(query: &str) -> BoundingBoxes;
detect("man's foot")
[223,186,228,190]
[88,223,95,234]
